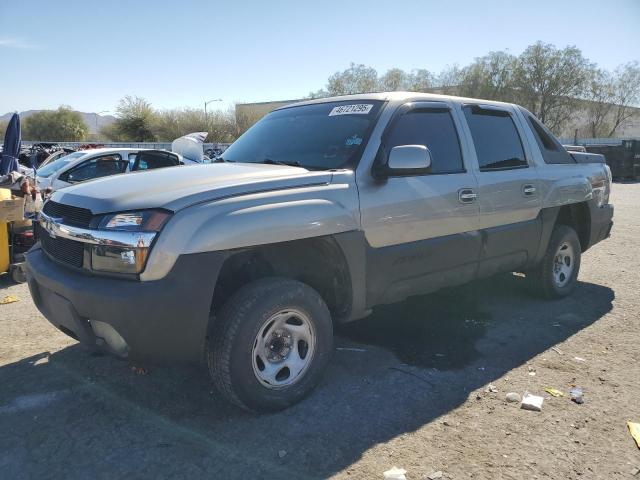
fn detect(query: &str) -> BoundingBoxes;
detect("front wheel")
[527,224,581,299]
[207,277,333,412]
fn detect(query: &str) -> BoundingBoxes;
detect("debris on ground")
[543,387,565,397]
[0,295,19,305]
[485,384,498,393]
[630,467,640,476]
[427,471,444,479]
[506,392,521,403]
[130,366,149,376]
[521,393,544,412]
[570,387,584,404]
[551,346,563,355]
[574,356,587,362]
[527,366,536,376]
[628,422,640,449]
[278,450,287,458]
[383,466,407,479]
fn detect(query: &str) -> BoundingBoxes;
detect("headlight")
[98,210,171,231]
[91,210,171,274]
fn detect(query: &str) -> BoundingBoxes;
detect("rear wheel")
[527,225,581,299]
[207,277,333,412]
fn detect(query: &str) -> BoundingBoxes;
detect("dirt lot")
[1,183,639,480]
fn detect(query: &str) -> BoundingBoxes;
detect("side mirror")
[386,145,432,176]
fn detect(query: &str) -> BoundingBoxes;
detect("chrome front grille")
[36,223,84,268]
[42,200,93,228]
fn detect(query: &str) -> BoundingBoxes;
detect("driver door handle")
[459,188,477,203]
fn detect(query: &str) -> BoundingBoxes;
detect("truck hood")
[52,163,334,214]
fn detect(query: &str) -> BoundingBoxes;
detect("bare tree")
[606,61,640,137]
[435,64,463,95]
[583,68,615,137]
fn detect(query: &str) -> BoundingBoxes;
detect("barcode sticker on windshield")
[329,104,373,116]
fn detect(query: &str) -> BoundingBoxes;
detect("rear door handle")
[459,188,477,203]
[522,184,537,196]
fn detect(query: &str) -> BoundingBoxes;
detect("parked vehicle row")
[35,148,196,193]
[26,92,614,412]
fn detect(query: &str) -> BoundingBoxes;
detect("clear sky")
[1,0,639,115]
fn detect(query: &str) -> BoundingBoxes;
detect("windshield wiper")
[260,158,301,167]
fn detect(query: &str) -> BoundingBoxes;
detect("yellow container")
[0,188,10,273]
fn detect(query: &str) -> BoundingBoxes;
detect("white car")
[35,148,197,192]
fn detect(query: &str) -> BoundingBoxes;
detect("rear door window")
[463,106,527,171]
[386,108,464,174]
[526,114,575,164]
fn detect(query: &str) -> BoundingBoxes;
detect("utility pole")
[204,98,222,126]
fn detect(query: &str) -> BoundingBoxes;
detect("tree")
[22,107,89,141]
[606,61,640,137]
[458,51,517,101]
[152,108,207,141]
[406,69,434,92]
[583,68,616,137]
[378,68,408,91]
[323,63,379,96]
[0,120,7,140]
[435,64,463,95]
[105,96,158,142]
[513,42,592,132]
[151,107,238,143]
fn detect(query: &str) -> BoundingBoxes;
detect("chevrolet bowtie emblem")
[44,216,63,238]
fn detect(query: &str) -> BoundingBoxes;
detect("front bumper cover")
[26,246,227,363]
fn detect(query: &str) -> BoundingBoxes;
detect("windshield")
[37,152,86,178]
[222,100,384,169]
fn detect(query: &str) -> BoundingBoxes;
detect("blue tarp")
[0,113,21,175]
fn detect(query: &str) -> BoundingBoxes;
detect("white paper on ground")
[521,393,544,411]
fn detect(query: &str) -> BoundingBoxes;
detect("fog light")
[90,320,129,357]
[91,245,149,274]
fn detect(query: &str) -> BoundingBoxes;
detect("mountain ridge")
[0,110,116,134]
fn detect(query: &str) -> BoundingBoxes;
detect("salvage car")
[35,148,197,192]
[26,92,614,412]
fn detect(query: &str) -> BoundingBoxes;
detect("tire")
[207,277,333,412]
[527,224,581,299]
[11,265,27,284]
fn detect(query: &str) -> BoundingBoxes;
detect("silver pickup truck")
[26,92,613,412]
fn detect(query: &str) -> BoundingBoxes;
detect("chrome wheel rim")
[251,309,316,389]
[553,242,574,288]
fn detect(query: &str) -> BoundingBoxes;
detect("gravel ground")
[1,183,639,480]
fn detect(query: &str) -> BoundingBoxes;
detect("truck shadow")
[0,275,614,479]
[0,273,17,290]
